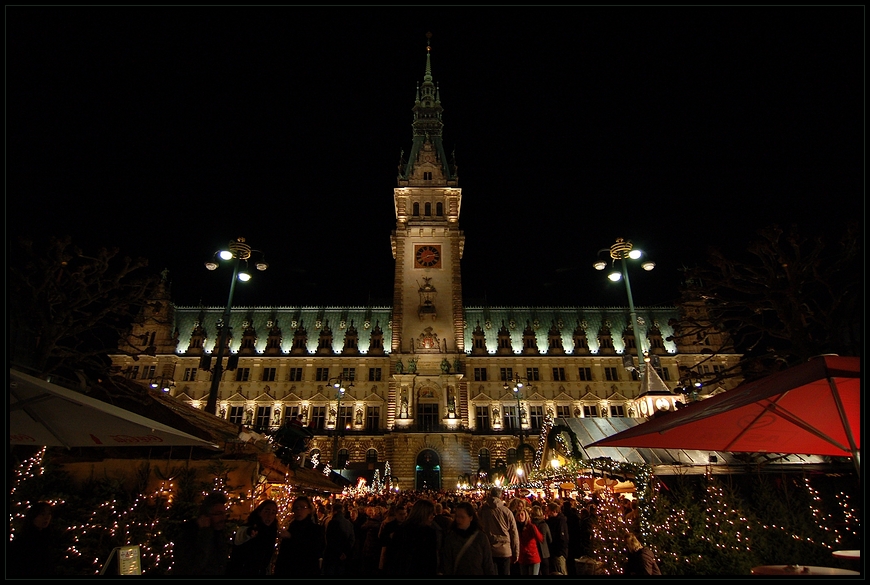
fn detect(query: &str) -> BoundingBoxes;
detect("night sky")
[7,7,863,310]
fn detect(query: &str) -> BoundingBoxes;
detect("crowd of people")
[169,486,656,576]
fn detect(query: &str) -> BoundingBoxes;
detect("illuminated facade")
[111,41,742,490]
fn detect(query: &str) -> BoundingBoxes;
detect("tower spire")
[398,31,456,182]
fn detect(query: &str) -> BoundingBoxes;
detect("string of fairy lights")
[9,424,861,576]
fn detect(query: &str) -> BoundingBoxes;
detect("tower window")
[423,171,432,180]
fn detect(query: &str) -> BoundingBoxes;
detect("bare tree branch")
[674,221,861,383]
[9,235,164,379]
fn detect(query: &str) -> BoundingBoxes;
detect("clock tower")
[390,34,466,428]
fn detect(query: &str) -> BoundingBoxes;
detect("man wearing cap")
[477,487,520,575]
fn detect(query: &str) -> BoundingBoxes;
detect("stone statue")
[396,359,404,374]
[407,358,417,374]
[440,358,450,373]
[400,387,409,418]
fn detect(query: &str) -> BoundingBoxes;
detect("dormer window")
[423,171,432,180]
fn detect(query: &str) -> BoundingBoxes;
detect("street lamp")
[594,238,655,382]
[148,376,176,393]
[503,374,531,458]
[328,374,354,469]
[204,237,268,415]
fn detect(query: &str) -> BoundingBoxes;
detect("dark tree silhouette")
[671,222,861,383]
[9,235,164,381]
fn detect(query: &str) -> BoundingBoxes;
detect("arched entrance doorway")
[415,449,441,491]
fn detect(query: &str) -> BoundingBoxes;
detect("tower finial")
[426,31,432,51]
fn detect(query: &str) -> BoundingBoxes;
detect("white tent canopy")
[10,369,220,450]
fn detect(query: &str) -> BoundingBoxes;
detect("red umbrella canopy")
[588,356,860,462]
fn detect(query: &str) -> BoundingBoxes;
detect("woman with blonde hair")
[530,505,553,575]
[515,507,544,575]
[625,532,662,575]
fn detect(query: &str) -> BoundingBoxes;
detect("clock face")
[639,401,649,416]
[414,245,442,268]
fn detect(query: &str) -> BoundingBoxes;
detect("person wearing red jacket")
[515,508,544,575]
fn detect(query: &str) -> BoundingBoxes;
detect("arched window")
[436,202,443,216]
[337,448,350,469]
[424,202,432,216]
[413,202,420,216]
[366,448,378,463]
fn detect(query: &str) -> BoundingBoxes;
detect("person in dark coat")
[625,533,662,575]
[439,500,496,575]
[322,501,356,576]
[227,499,279,575]
[546,501,569,575]
[377,502,408,572]
[359,505,385,575]
[562,498,584,575]
[8,501,64,577]
[383,498,439,576]
[273,495,326,577]
[173,492,231,575]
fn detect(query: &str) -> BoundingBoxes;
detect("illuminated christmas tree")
[590,490,629,574]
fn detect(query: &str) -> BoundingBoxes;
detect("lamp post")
[329,374,354,470]
[204,237,268,415]
[503,374,530,458]
[594,238,655,382]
